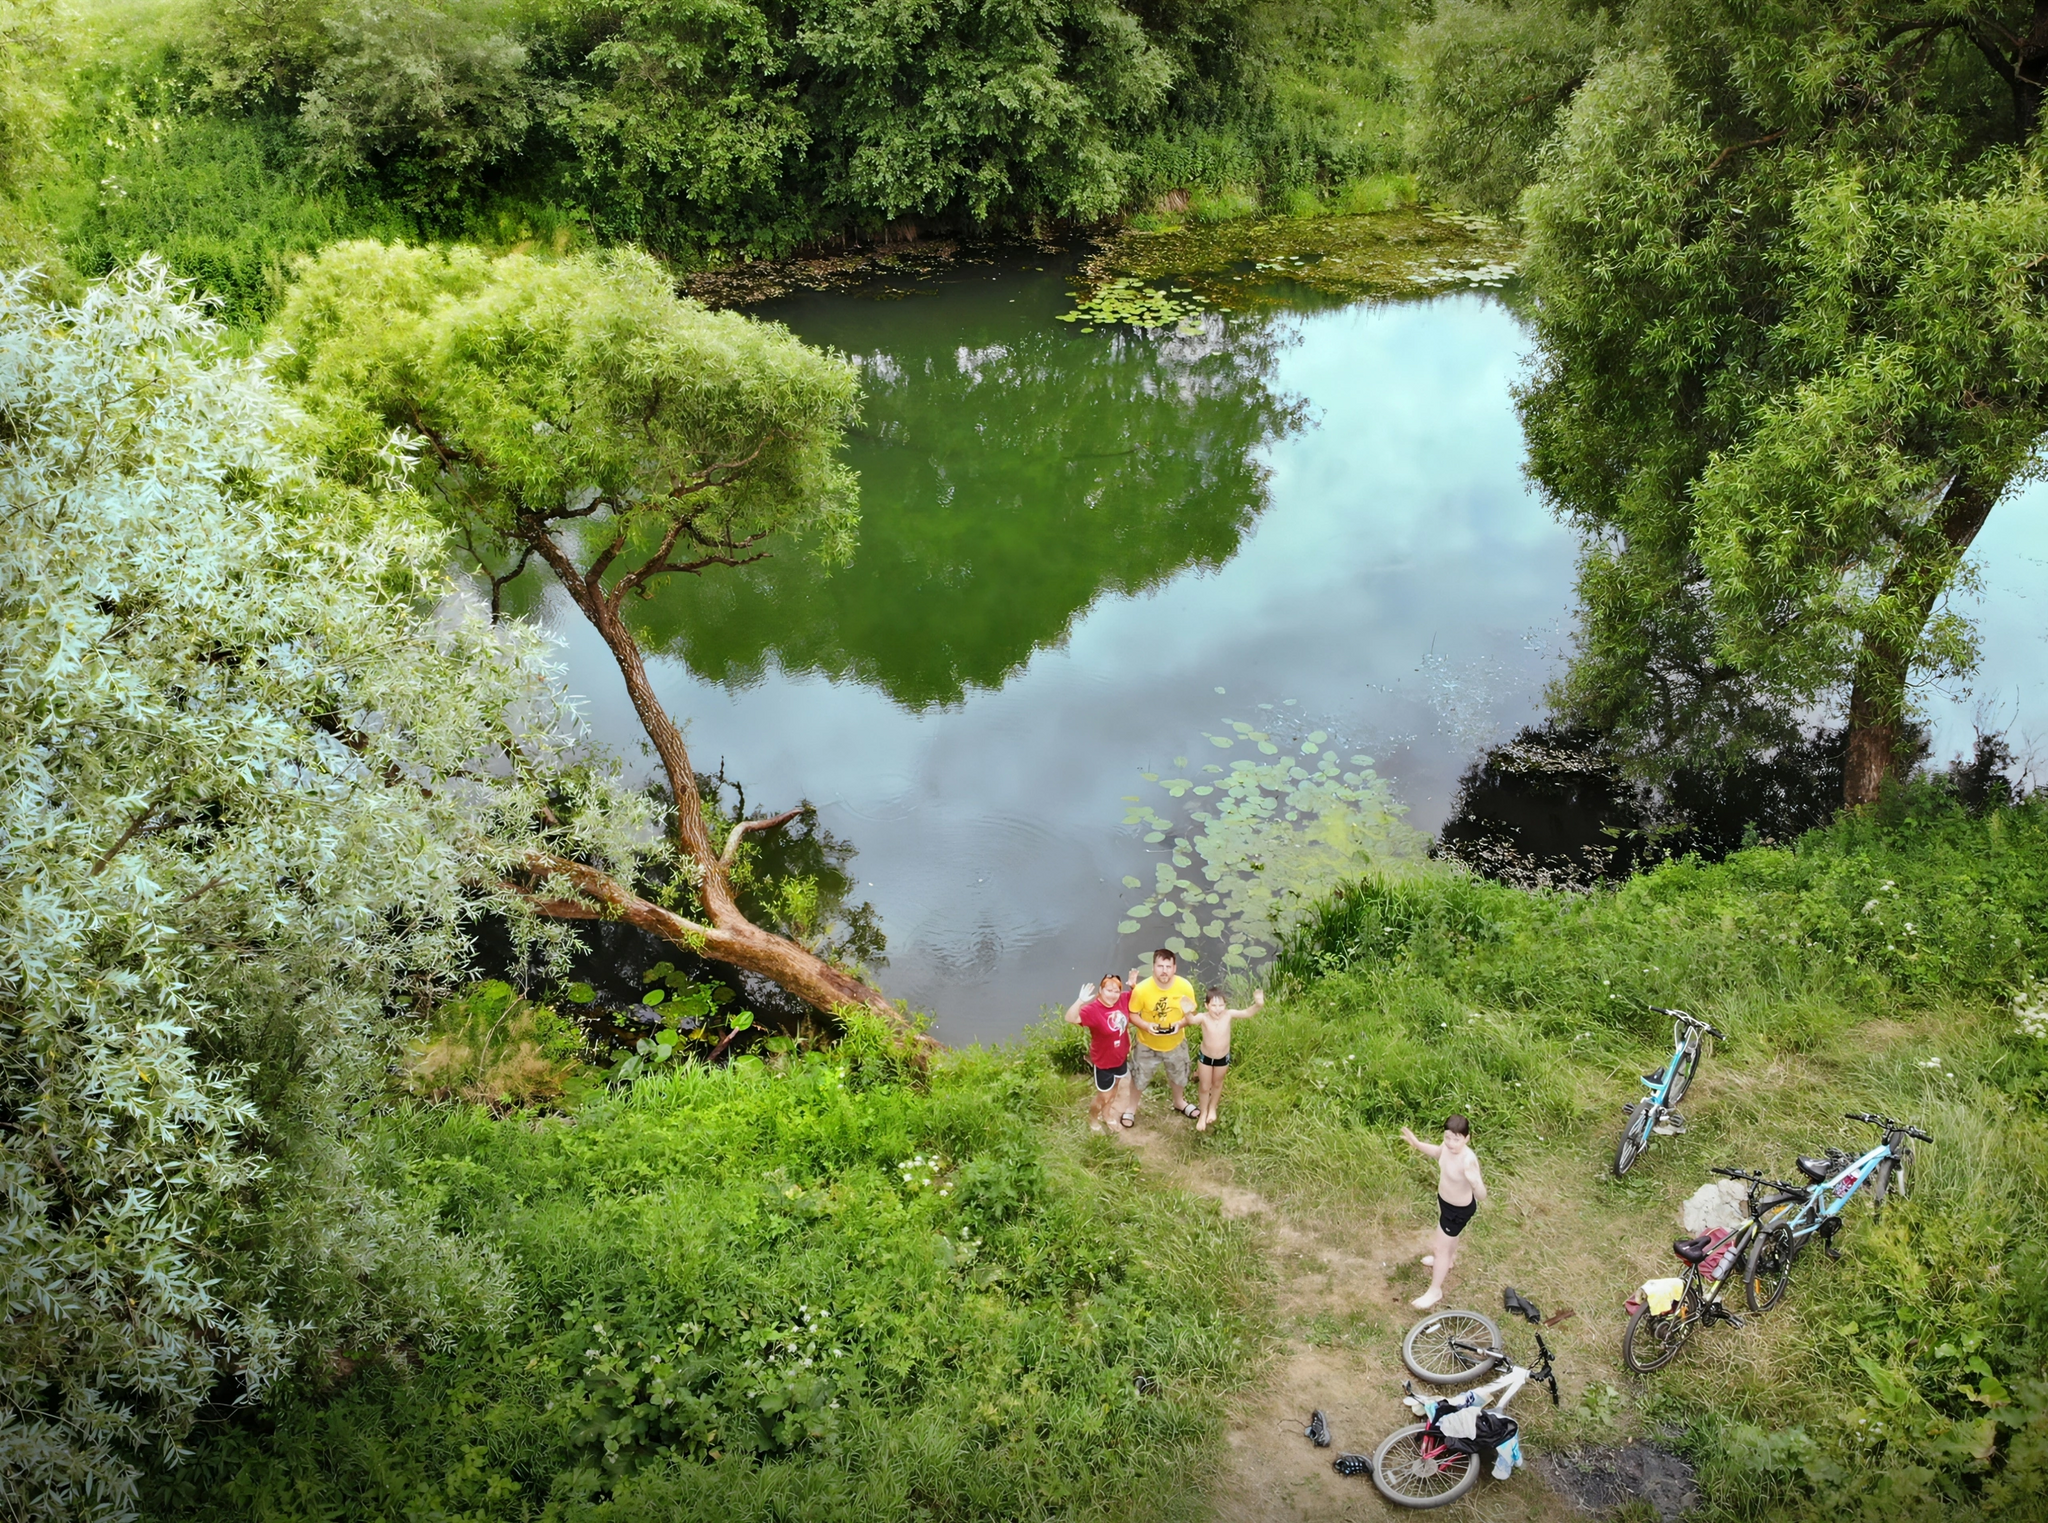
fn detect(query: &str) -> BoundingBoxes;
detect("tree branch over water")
[277,240,910,1032]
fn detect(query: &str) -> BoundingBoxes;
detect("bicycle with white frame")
[1373,1318,1559,1508]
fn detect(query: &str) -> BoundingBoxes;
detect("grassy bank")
[143,1024,1266,1521]
[135,785,2048,1518]
[1197,782,2048,1519]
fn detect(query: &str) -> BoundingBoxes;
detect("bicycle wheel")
[1613,1104,1652,1177]
[1621,1302,1694,1373]
[1372,1424,1481,1509]
[1668,1031,1710,1105]
[1873,1149,1913,1214]
[1402,1309,1503,1385]
[1744,1224,1797,1313]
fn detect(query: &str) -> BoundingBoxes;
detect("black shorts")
[1199,1052,1230,1068]
[1093,1061,1129,1092]
[1439,1196,1478,1237]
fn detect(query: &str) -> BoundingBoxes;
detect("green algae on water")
[1083,209,1522,314]
[1055,275,1209,335]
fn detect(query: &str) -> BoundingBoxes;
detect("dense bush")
[13,0,1422,306]
[140,1046,1261,1520]
[299,1,540,204]
[0,263,662,1518]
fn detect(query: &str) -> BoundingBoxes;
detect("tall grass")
[143,1040,1268,1522]
[1224,783,2048,1518]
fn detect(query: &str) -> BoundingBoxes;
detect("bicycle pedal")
[1653,1113,1687,1136]
[1724,1315,1744,1329]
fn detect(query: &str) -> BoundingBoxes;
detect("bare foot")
[1411,1288,1443,1311]
[1196,1118,1208,1132]
[1420,1255,1435,1267]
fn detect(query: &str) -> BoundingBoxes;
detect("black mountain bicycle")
[1620,1166,1802,1372]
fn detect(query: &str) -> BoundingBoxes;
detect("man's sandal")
[1177,1101,1201,1119]
[1119,1112,1136,1128]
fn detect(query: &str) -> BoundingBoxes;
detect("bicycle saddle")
[1671,1235,1712,1263]
[1795,1156,1833,1182]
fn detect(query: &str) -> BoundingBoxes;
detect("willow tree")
[1416,2,2048,804]
[275,240,903,1023]
[1,262,650,1518]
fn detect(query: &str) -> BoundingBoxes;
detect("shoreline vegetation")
[3,0,1429,319]
[8,2,2048,1521]
[131,779,2048,1523]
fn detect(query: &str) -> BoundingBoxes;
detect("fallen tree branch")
[721,809,804,867]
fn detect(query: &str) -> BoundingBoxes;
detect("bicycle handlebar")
[1847,1112,1932,1141]
[1650,1006,1725,1038]
[1714,1164,1803,1192]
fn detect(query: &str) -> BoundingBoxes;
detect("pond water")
[554,250,1578,1041]
[550,247,2048,1042]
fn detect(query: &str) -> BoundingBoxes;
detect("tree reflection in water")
[627,268,1307,708]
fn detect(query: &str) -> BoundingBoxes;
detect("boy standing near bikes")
[1401,1114,1487,1310]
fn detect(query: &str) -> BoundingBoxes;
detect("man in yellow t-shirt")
[1127,949,1200,1119]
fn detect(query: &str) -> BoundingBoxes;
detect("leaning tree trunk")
[1842,476,1999,807]
[517,533,913,1036]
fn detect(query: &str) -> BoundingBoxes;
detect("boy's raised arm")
[1227,990,1266,1020]
[1399,1125,1441,1158]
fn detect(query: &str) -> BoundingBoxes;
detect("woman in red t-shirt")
[1065,975,1136,1131]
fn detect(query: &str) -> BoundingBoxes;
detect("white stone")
[1681,1178,1749,1235]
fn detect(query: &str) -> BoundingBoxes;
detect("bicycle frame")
[1398,1357,1534,1476]
[1639,1023,1691,1109]
[1778,1142,1889,1242]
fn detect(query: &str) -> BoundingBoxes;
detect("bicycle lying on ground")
[1743,1112,1929,1312]
[1377,1312,1559,1508]
[1613,1008,1723,1177]
[1620,1166,1803,1372]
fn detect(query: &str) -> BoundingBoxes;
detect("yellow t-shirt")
[1129,976,1196,1051]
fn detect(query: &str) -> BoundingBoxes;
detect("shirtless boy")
[1064,976,1135,1131]
[1399,1114,1487,1310]
[1183,987,1264,1132]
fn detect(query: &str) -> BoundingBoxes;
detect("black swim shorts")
[1439,1196,1478,1237]
[1198,1052,1230,1068]
[1093,1061,1129,1092]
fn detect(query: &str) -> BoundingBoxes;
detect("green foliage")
[19,0,1421,297]
[298,1,540,205]
[605,964,741,1085]
[42,65,425,327]
[1417,1,2048,783]
[275,238,861,566]
[0,0,67,260]
[0,264,655,1519]
[0,0,63,195]
[139,1048,1261,1520]
[1407,0,1610,215]
[405,980,594,1108]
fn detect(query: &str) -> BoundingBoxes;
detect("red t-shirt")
[1078,993,1132,1069]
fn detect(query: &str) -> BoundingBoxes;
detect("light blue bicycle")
[1742,1111,1930,1312]
[1612,1008,1723,1177]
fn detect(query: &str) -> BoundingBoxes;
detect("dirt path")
[1112,1117,1592,1523]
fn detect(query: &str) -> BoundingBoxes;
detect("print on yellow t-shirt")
[1129,975,1196,1052]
